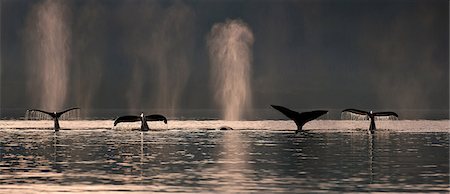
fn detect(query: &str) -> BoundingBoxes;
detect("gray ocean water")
[0,120,448,193]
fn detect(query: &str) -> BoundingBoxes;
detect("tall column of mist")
[120,2,195,117]
[207,19,254,120]
[72,1,107,118]
[0,0,2,118]
[151,3,195,117]
[24,0,71,111]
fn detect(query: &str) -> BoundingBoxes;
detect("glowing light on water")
[0,120,448,132]
[25,0,70,110]
[216,132,250,191]
[0,127,447,193]
[207,19,254,120]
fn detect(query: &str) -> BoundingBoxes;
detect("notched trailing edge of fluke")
[114,113,167,131]
[271,105,328,132]
[26,107,80,131]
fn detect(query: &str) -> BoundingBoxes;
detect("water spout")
[207,19,254,120]
[25,0,71,111]
[121,2,195,117]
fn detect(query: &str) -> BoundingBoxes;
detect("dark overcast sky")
[0,0,448,119]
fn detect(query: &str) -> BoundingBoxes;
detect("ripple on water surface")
[0,121,448,193]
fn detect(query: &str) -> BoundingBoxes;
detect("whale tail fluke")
[341,109,369,116]
[114,113,168,131]
[271,105,328,131]
[114,115,141,126]
[271,105,300,120]
[26,107,80,131]
[341,109,399,119]
[341,108,399,133]
[55,107,80,118]
[341,109,398,118]
[145,114,168,124]
[294,110,328,131]
[27,109,55,118]
[373,111,399,118]
[27,107,80,119]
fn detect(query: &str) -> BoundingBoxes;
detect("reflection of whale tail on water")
[114,113,167,131]
[342,109,398,134]
[26,107,80,131]
[271,105,328,133]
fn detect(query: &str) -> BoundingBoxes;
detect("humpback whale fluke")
[114,113,167,131]
[342,109,398,134]
[271,105,328,133]
[26,107,80,131]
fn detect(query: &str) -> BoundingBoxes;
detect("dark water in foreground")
[0,129,448,193]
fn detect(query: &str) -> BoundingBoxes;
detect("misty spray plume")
[120,1,195,117]
[72,1,107,117]
[24,0,71,111]
[207,19,254,120]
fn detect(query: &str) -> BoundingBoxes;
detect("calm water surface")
[0,124,448,193]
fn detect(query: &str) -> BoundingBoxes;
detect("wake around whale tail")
[271,105,328,132]
[114,113,167,131]
[26,107,80,131]
[341,108,398,134]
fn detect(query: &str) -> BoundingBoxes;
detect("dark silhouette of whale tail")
[145,114,168,124]
[113,115,141,126]
[342,108,398,134]
[114,113,167,131]
[271,105,328,132]
[26,107,80,131]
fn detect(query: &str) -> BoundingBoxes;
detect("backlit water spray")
[25,0,70,111]
[207,19,254,120]
[121,2,195,117]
